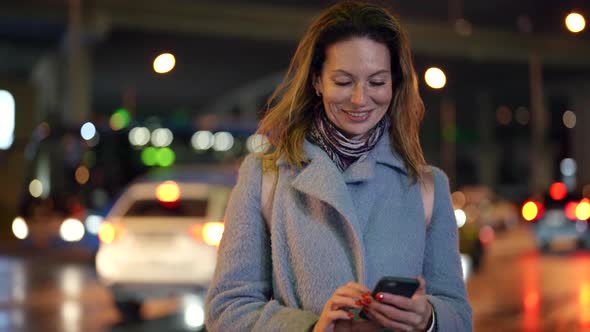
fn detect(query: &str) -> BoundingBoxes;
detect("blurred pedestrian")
[206,1,472,331]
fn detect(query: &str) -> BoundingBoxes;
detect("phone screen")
[372,276,419,298]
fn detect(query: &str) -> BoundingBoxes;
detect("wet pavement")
[1,224,590,331]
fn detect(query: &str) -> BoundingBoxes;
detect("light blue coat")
[205,134,472,331]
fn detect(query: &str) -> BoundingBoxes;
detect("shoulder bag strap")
[420,167,435,226]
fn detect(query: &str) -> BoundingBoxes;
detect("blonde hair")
[257,1,427,180]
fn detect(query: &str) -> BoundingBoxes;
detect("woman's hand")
[312,282,372,332]
[362,277,433,332]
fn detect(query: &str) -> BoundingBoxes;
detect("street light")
[424,67,447,89]
[565,12,586,33]
[153,53,176,74]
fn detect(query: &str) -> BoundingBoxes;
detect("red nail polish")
[355,300,363,306]
[347,312,354,318]
[362,297,371,305]
[376,293,384,301]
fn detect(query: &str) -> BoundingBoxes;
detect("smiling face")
[314,37,393,139]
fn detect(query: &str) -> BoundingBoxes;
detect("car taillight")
[565,201,579,220]
[522,200,544,222]
[576,199,590,220]
[188,222,224,246]
[98,221,125,244]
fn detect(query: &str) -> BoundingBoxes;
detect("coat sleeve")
[423,167,473,331]
[205,154,319,332]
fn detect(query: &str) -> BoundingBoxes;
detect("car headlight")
[60,218,85,242]
[12,217,28,240]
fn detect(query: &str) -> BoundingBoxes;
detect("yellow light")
[522,201,539,221]
[98,222,116,244]
[565,12,586,33]
[576,199,590,220]
[155,181,181,202]
[424,67,446,89]
[75,166,90,185]
[153,53,176,74]
[202,222,224,246]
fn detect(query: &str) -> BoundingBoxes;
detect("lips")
[342,109,372,121]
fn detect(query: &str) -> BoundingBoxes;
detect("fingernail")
[375,293,384,301]
[347,312,354,318]
[355,300,363,306]
[362,297,371,305]
[362,291,372,297]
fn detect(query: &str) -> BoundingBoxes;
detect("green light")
[110,108,131,130]
[157,147,175,167]
[142,147,158,166]
[83,151,96,168]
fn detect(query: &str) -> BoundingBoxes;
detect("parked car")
[94,167,235,327]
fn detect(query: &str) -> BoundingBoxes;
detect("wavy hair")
[257,1,426,180]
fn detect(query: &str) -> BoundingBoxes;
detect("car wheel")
[115,299,142,323]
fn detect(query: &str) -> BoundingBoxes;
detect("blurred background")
[1,0,590,331]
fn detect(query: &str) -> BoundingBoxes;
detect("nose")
[350,84,367,106]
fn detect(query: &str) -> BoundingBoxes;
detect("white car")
[95,171,235,326]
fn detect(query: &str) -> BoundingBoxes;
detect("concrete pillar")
[440,96,456,186]
[529,54,551,195]
[475,90,498,189]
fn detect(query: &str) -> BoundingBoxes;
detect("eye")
[370,81,386,86]
[334,81,352,86]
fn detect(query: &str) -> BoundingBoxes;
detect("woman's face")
[314,37,393,139]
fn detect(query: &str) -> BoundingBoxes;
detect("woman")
[205,2,472,331]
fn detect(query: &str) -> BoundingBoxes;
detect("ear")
[312,74,322,95]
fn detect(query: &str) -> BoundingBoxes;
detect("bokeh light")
[565,12,586,33]
[12,217,28,240]
[29,179,43,198]
[151,128,174,147]
[496,106,512,125]
[110,108,131,131]
[141,147,158,166]
[156,147,175,167]
[153,53,176,74]
[560,158,577,177]
[455,209,467,228]
[191,131,214,150]
[213,132,234,152]
[549,182,567,200]
[246,134,269,153]
[128,127,151,147]
[0,90,15,150]
[59,218,85,242]
[515,107,530,125]
[80,122,96,141]
[563,110,577,129]
[424,67,446,89]
[156,181,180,202]
[75,166,90,185]
[451,191,466,209]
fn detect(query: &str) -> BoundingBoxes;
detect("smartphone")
[358,276,420,320]
[372,276,420,298]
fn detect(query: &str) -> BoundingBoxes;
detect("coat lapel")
[286,140,367,283]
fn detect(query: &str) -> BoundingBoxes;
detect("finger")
[364,305,415,332]
[326,309,354,321]
[415,277,426,295]
[328,294,364,310]
[369,299,424,327]
[375,292,414,311]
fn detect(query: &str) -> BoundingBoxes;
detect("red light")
[549,182,567,200]
[565,201,579,220]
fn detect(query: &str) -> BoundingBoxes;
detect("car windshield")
[124,199,208,217]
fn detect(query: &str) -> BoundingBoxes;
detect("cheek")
[322,88,350,106]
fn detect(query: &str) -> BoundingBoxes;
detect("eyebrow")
[330,69,391,77]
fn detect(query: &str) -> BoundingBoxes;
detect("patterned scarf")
[307,107,390,172]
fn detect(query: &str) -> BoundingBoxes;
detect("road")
[1,224,590,331]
